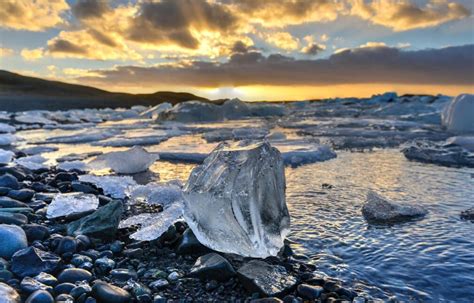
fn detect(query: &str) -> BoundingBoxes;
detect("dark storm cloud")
[127,0,239,49]
[48,39,87,54]
[302,43,325,56]
[80,45,474,87]
[72,0,110,19]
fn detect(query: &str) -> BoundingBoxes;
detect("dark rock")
[0,281,20,302]
[461,207,474,220]
[11,247,61,278]
[109,241,123,253]
[0,197,28,208]
[0,174,19,189]
[57,268,93,284]
[92,281,132,303]
[25,289,54,303]
[55,172,78,182]
[188,253,236,282]
[0,212,28,225]
[0,269,13,281]
[33,272,57,286]
[94,257,115,274]
[71,255,93,267]
[0,187,10,195]
[82,249,100,261]
[250,299,284,303]
[127,280,151,301]
[33,193,54,203]
[71,182,99,195]
[237,260,297,297]
[70,282,92,298]
[0,167,30,181]
[55,237,77,255]
[22,224,50,242]
[20,277,53,294]
[123,248,143,258]
[55,294,74,302]
[98,250,113,259]
[297,284,324,300]
[98,195,113,206]
[7,189,35,202]
[0,258,8,270]
[67,200,123,240]
[335,286,357,300]
[110,268,137,282]
[0,224,27,258]
[75,235,91,251]
[54,282,76,295]
[175,228,209,255]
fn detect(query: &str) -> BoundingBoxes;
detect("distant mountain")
[0,70,208,111]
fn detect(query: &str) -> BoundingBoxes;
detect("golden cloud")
[0,0,68,31]
[260,32,300,51]
[21,48,44,61]
[0,47,14,57]
[350,0,471,31]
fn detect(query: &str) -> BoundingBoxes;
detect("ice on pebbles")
[46,193,99,219]
[88,146,159,174]
[183,141,290,258]
[14,155,50,170]
[127,181,183,206]
[57,161,88,172]
[79,175,137,199]
[0,134,18,146]
[0,149,14,164]
[441,94,474,133]
[123,202,184,241]
[0,123,15,133]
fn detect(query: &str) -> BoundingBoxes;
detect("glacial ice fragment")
[0,123,15,133]
[14,155,49,170]
[78,175,137,199]
[88,146,159,174]
[126,181,183,206]
[47,193,99,219]
[0,149,14,164]
[442,94,474,133]
[183,141,290,258]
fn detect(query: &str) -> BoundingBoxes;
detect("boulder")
[188,253,236,281]
[0,224,27,258]
[362,191,428,223]
[67,200,123,239]
[237,260,297,297]
[460,207,474,221]
[183,141,290,258]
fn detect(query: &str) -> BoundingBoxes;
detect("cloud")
[302,43,326,55]
[359,41,387,48]
[260,32,300,51]
[78,44,474,88]
[21,48,44,61]
[72,0,110,20]
[127,0,239,49]
[350,0,471,31]
[0,47,14,57]
[223,0,343,27]
[48,39,87,55]
[0,0,68,31]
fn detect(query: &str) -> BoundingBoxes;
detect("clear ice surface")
[183,141,290,258]
[14,155,49,170]
[78,175,137,199]
[0,149,14,164]
[0,134,18,146]
[46,193,99,219]
[0,123,15,133]
[87,146,159,174]
[126,181,183,206]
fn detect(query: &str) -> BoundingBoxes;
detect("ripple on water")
[286,150,474,302]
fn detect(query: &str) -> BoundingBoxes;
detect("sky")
[0,0,473,101]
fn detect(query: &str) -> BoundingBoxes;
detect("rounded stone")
[54,282,75,295]
[91,281,132,303]
[22,224,50,242]
[110,268,137,282]
[58,268,93,284]
[0,213,28,226]
[0,224,27,258]
[0,281,20,303]
[0,174,19,190]
[297,284,324,300]
[55,237,77,255]
[25,290,54,303]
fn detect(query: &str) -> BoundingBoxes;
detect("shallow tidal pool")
[155,149,474,302]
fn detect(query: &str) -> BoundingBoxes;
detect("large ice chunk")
[126,181,183,206]
[441,94,474,133]
[183,141,290,258]
[87,146,159,174]
[47,193,99,219]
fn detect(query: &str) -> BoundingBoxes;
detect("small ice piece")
[45,129,121,144]
[92,136,169,147]
[444,136,474,152]
[183,141,290,258]
[140,103,173,119]
[79,175,137,199]
[88,146,159,174]
[14,155,49,170]
[20,146,58,156]
[127,181,183,206]
[441,94,474,133]
[126,202,183,241]
[0,134,17,146]
[0,123,15,133]
[47,193,99,219]
[0,149,14,164]
[57,161,88,172]
[362,191,428,223]
[14,112,56,125]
